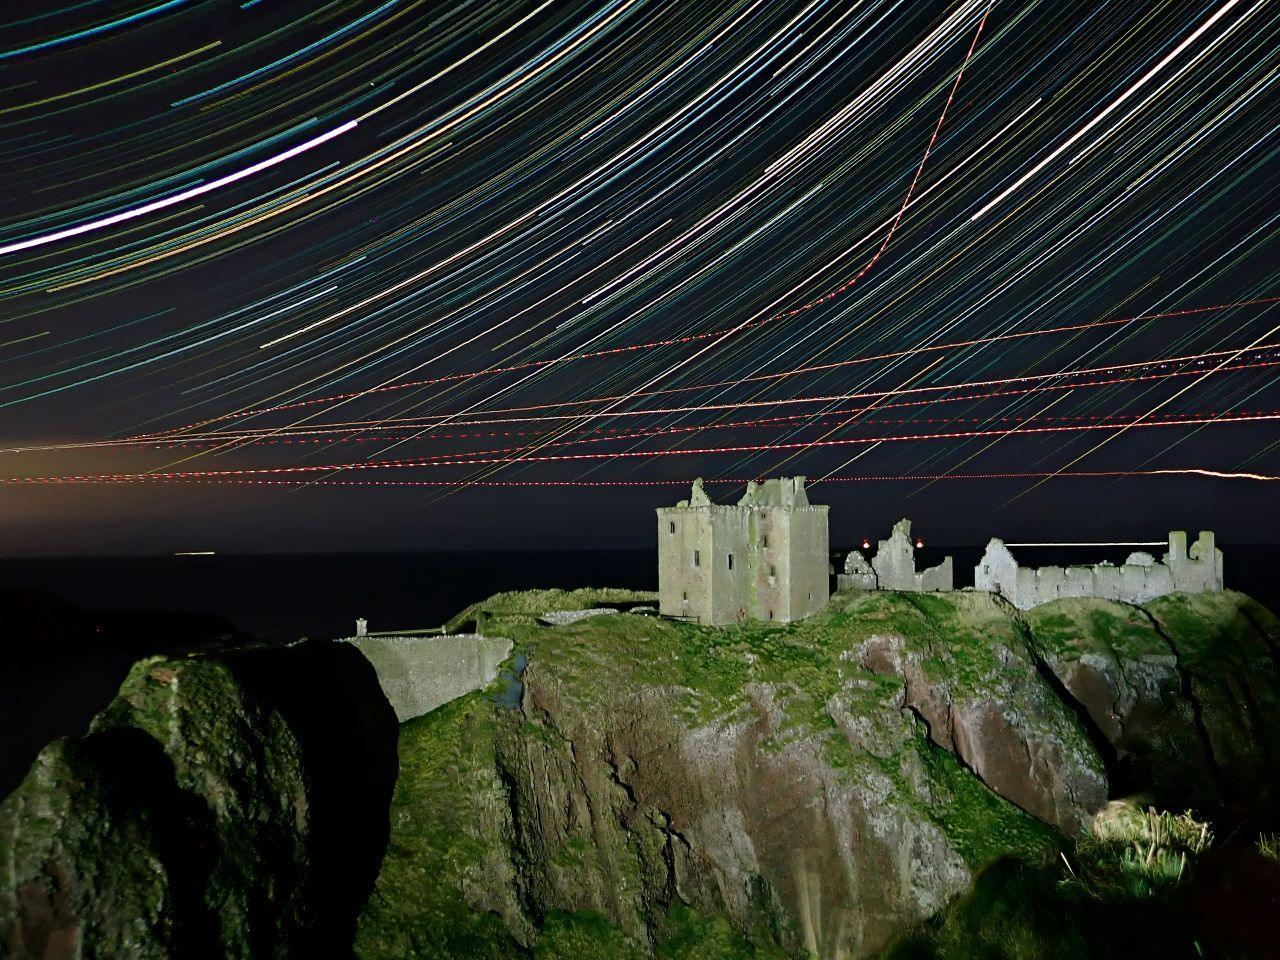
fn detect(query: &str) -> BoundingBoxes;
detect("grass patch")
[446,587,657,633]
[533,910,643,960]
[1256,832,1280,862]
[1024,599,1164,663]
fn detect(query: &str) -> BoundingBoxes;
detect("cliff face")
[3,589,1277,960]
[353,589,1280,959]
[1024,591,1280,813]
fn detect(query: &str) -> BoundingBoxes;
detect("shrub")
[1061,804,1212,902]
[1256,832,1280,862]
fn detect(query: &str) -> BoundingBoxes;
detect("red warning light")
[915,539,924,549]
[861,539,871,550]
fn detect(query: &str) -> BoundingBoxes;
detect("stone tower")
[656,477,829,625]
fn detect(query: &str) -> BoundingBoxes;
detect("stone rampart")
[975,532,1223,610]
[342,633,513,722]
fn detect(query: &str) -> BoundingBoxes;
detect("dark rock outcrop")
[0,643,397,960]
[1023,591,1280,817]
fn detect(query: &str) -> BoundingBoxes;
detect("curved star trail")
[1,0,1277,550]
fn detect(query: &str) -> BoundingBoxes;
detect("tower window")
[693,550,700,567]
[682,591,688,602]
[727,553,734,570]
[668,521,676,534]
[762,534,769,548]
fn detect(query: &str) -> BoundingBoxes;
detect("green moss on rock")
[357,589,1088,959]
[445,587,657,633]
[353,693,520,960]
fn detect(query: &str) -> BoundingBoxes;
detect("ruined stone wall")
[1168,531,1225,593]
[343,633,513,722]
[708,506,753,624]
[837,550,877,591]
[975,532,1223,611]
[917,556,954,592]
[753,506,790,621]
[658,503,754,623]
[658,505,714,621]
[865,519,954,593]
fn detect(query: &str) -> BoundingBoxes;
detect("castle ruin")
[657,477,829,625]
[657,478,1224,623]
[837,518,954,593]
[974,531,1224,610]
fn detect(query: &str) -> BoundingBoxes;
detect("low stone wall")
[342,633,513,722]
[975,533,1224,610]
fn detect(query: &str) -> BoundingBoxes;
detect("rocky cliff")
[354,588,1280,959]
[3,588,1278,960]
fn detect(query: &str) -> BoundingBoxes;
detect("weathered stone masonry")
[974,530,1224,610]
[342,633,513,722]
[657,477,829,625]
[658,476,1224,624]
[837,518,954,593]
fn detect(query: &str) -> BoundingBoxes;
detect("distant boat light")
[174,550,216,556]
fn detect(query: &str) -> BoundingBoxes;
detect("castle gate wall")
[343,633,513,722]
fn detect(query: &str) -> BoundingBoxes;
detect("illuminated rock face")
[975,531,1225,610]
[657,477,830,625]
[354,588,1280,960]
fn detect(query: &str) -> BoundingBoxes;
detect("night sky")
[1,0,1278,556]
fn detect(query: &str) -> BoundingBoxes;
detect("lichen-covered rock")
[0,736,175,960]
[1,656,310,960]
[97,657,312,957]
[356,588,1280,959]
[8,589,1276,960]
[1144,591,1280,811]
[1023,599,1178,756]
[1024,591,1280,814]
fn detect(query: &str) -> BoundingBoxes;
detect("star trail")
[0,0,1277,553]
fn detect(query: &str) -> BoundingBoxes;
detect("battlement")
[664,477,825,513]
[974,531,1223,610]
